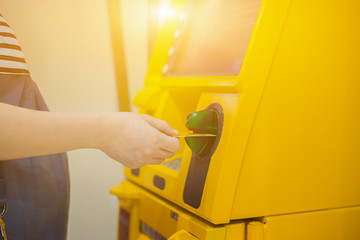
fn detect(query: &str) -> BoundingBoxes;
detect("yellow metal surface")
[263,206,360,240]
[224,223,245,240]
[231,0,360,219]
[111,182,360,240]
[247,222,264,240]
[118,0,360,228]
[111,182,142,240]
[168,230,198,240]
[111,180,228,240]
[132,87,163,114]
[111,181,360,240]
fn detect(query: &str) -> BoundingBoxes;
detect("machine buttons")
[131,168,140,176]
[153,175,166,190]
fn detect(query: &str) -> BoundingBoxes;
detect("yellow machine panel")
[111,181,360,240]
[120,0,360,225]
[109,0,360,238]
[111,181,229,240]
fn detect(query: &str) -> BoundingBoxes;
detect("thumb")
[142,115,178,136]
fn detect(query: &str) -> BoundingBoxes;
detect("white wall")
[120,0,172,110]
[120,0,149,110]
[0,0,150,239]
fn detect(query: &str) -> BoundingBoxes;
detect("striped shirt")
[0,14,30,75]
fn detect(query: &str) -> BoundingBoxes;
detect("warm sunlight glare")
[158,6,174,24]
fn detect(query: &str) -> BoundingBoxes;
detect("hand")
[97,112,180,168]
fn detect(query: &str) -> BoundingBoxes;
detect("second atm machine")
[111,0,360,239]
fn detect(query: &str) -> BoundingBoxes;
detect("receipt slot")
[183,103,224,208]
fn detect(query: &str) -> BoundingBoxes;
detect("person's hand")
[96,112,180,168]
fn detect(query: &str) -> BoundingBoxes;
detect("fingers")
[137,132,179,167]
[149,158,166,165]
[145,137,180,166]
[158,148,176,159]
[100,112,180,168]
[142,114,178,136]
[149,151,173,165]
[122,114,180,167]
[158,133,180,153]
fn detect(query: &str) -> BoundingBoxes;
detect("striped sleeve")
[0,14,30,75]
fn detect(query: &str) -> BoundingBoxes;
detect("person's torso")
[0,14,70,240]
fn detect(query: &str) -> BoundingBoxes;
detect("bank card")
[174,131,216,138]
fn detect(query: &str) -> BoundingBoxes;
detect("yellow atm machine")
[110,0,360,239]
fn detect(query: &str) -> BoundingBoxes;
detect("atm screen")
[163,0,262,77]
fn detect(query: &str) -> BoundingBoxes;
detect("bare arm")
[0,102,180,168]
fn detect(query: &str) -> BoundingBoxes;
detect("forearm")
[0,102,180,168]
[0,102,101,160]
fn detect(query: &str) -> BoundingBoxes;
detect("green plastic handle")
[185,109,219,157]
